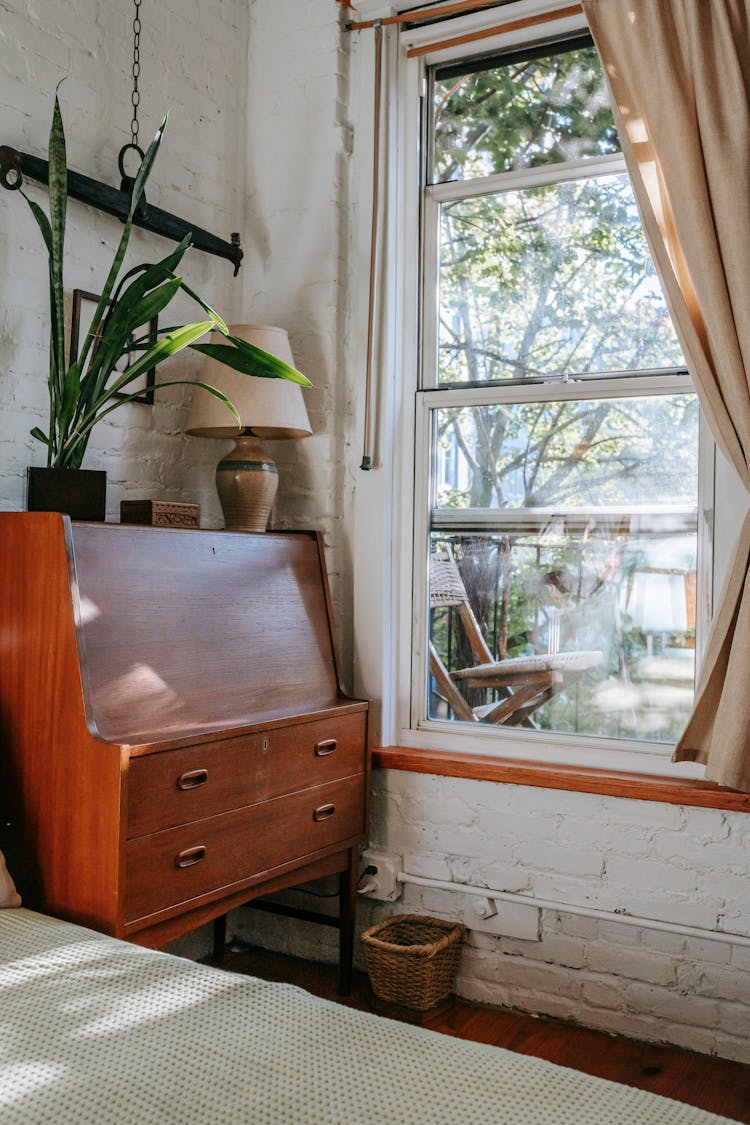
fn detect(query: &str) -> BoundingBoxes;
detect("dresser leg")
[338,847,358,995]
[213,914,227,962]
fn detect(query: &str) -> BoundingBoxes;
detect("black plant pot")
[27,467,107,522]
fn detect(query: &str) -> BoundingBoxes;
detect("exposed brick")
[553,912,600,940]
[580,977,624,1010]
[596,920,641,947]
[586,945,677,987]
[718,1002,750,1038]
[516,840,604,878]
[694,963,750,1003]
[500,932,586,970]
[731,945,750,972]
[625,983,721,1028]
[712,1034,750,1066]
[603,855,698,895]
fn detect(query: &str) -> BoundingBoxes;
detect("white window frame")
[351,0,723,777]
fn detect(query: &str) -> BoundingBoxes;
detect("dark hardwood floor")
[210,943,750,1123]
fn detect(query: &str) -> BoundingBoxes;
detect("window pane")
[428,527,697,743]
[432,42,619,184]
[438,174,683,385]
[433,396,698,511]
[428,394,698,743]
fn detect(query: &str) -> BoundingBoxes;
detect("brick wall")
[0,0,249,524]
[363,771,750,1063]
[239,0,354,633]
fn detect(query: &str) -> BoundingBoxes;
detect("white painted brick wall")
[354,770,750,1063]
[0,0,249,524]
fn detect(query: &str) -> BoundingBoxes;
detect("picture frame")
[70,289,157,405]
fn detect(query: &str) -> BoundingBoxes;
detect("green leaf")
[60,364,82,420]
[60,376,241,467]
[127,113,167,222]
[84,276,184,403]
[108,234,192,308]
[20,192,53,255]
[30,427,49,445]
[190,339,312,386]
[102,320,216,399]
[76,116,168,375]
[47,94,67,399]
[80,240,192,406]
[177,282,228,334]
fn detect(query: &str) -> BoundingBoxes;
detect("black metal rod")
[246,899,341,929]
[0,146,243,275]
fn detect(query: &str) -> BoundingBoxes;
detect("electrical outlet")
[463,897,540,940]
[356,851,403,901]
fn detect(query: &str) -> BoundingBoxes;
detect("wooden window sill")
[372,746,750,812]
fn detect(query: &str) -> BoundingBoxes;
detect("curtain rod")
[406,3,583,56]
[342,0,580,32]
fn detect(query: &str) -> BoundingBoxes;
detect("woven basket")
[361,914,465,1011]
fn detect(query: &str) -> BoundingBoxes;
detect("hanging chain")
[130,0,141,150]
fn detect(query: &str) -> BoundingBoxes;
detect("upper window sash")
[427,151,626,205]
[428,33,620,185]
[403,1,592,75]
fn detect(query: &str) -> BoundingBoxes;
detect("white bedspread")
[0,909,739,1124]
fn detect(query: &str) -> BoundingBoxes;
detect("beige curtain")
[582,0,750,792]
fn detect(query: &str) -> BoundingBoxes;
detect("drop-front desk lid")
[56,518,363,747]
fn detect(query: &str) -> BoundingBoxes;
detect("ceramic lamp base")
[215,434,278,532]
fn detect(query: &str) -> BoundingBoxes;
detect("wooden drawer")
[127,711,366,838]
[125,774,365,923]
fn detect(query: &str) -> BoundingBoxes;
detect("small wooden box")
[120,501,201,529]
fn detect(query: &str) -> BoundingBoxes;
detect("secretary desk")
[0,513,369,989]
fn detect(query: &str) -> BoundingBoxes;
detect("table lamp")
[185,324,312,532]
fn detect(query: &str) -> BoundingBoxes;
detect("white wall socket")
[356,851,403,902]
[463,897,541,940]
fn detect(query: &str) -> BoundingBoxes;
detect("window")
[415,34,703,754]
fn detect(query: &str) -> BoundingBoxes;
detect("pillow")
[0,848,21,907]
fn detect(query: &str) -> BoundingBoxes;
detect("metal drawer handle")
[177,769,208,791]
[175,845,207,869]
[313,803,336,822]
[315,739,337,757]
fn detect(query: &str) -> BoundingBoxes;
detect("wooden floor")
[211,943,750,1123]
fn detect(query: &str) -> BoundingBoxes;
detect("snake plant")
[16,95,310,470]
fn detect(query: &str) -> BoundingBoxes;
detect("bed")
[0,903,740,1125]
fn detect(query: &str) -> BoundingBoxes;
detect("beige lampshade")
[185,324,311,440]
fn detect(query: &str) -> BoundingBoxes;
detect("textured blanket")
[0,909,739,1124]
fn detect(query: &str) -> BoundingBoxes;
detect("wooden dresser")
[0,513,368,985]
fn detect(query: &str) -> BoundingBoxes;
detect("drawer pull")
[315,738,337,757]
[313,803,336,822]
[175,845,207,869]
[176,769,208,791]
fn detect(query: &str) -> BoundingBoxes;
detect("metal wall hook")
[0,146,23,191]
[117,143,149,220]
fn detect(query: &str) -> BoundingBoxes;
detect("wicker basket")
[361,914,465,1011]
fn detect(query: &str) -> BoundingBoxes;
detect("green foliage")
[438,176,683,387]
[16,95,311,470]
[433,44,619,183]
